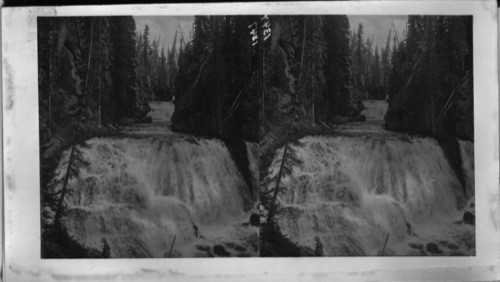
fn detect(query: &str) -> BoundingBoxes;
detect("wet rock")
[234,245,246,252]
[426,243,443,255]
[408,242,424,251]
[250,213,260,226]
[224,242,235,249]
[195,244,211,252]
[447,243,459,250]
[463,211,475,225]
[213,244,230,257]
[469,202,475,208]
[450,251,464,256]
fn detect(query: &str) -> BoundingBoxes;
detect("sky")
[134,16,194,54]
[134,16,408,55]
[347,15,408,51]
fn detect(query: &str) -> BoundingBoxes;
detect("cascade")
[56,136,257,257]
[264,135,475,256]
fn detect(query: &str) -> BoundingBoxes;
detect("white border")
[2,1,499,281]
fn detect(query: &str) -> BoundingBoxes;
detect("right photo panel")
[259,15,474,257]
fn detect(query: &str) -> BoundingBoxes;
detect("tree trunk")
[215,19,223,136]
[98,91,102,127]
[297,17,307,100]
[267,136,290,224]
[266,113,293,223]
[97,20,102,128]
[258,17,265,130]
[311,83,315,125]
[54,130,78,225]
[48,22,52,129]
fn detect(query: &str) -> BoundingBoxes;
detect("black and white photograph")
[260,15,475,256]
[2,1,499,281]
[38,16,260,258]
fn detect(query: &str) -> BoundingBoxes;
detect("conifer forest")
[38,15,474,258]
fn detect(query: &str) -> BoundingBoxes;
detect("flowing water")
[264,100,475,256]
[55,102,259,257]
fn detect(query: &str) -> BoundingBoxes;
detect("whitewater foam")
[264,135,475,256]
[56,136,257,257]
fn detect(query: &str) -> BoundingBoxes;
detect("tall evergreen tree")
[385,16,473,140]
[110,16,139,120]
[323,16,355,117]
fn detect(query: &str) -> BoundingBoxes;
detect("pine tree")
[385,16,473,140]
[323,16,353,118]
[110,16,139,120]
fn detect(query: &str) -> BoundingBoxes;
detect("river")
[263,100,475,256]
[55,102,259,257]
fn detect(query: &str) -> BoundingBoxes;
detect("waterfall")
[264,135,475,256]
[56,136,256,258]
[246,141,259,201]
[459,139,474,197]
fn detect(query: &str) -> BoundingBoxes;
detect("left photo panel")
[38,16,260,258]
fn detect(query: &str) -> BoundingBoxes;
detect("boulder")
[250,213,260,226]
[426,243,443,255]
[463,211,475,225]
[213,244,230,257]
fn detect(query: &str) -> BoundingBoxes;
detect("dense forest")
[385,16,473,141]
[38,15,473,257]
[349,23,394,100]
[38,16,143,258]
[258,15,473,256]
[170,16,259,141]
[38,16,182,258]
[38,15,262,257]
